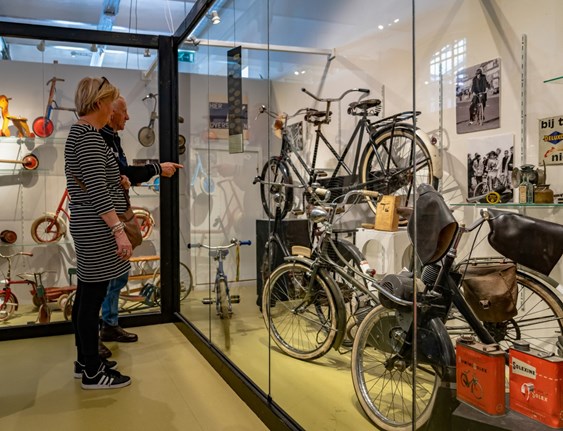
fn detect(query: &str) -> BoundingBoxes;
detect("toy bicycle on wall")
[0,95,35,138]
[138,92,186,153]
[32,77,78,138]
[30,188,155,244]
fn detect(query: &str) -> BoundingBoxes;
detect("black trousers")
[72,279,109,375]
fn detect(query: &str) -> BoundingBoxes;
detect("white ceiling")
[0,0,419,79]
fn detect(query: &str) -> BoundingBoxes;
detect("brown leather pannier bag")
[461,262,518,323]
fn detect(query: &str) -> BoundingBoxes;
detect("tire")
[262,261,338,360]
[359,127,436,215]
[477,104,484,126]
[152,262,193,302]
[473,181,488,197]
[0,292,18,321]
[132,208,154,239]
[31,214,65,243]
[32,116,54,138]
[218,279,230,319]
[326,239,374,343]
[37,303,51,324]
[259,158,294,220]
[351,306,440,431]
[446,270,563,354]
[63,291,75,321]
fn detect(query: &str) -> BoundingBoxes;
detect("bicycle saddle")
[347,99,382,116]
[304,109,331,125]
[486,208,563,276]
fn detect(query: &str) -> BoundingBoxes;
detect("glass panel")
[180,0,271,392]
[0,37,161,328]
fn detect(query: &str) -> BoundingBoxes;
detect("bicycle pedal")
[202,297,213,305]
[315,170,328,177]
[231,295,240,303]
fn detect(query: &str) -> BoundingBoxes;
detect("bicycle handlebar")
[301,87,370,103]
[142,93,158,101]
[187,239,252,250]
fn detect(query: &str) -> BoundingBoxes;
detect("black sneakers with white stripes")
[74,359,117,379]
[81,362,131,390]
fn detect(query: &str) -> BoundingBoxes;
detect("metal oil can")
[456,335,506,415]
[509,341,563,428]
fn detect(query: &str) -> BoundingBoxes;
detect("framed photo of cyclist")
[466,133,514,202]
[456,58,501,134]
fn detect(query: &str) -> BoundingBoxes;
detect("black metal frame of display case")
[0,22,178,341]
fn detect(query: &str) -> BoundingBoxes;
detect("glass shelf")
[453,202,563,208]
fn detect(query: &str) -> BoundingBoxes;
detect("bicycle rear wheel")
[447,269,563,354]
[351,306,440,431]
[260,158,294,220]
[152,262,193,302]
[262,261,338,360]
[0,292,18,321]
[477,104,484,126]
[359,127,436,214]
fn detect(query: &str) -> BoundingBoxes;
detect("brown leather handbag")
[461,261,518,323]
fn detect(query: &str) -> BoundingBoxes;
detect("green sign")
[178,51,195,63]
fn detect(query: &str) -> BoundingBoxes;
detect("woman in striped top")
[64,76,132,389]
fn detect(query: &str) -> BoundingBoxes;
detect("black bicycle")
[254,87,440,219]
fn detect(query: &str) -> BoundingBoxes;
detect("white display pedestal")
[355,228,411,276]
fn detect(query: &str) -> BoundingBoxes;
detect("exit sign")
[178,51,195,63]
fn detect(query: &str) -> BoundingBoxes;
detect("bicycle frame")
[33,77,77,138]
[0,252,34,320]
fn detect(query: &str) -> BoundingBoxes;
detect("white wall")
[0,60,165,302]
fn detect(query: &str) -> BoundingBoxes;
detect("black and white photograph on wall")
[467,133,513,201]
[456,58,501,134]
[539,115,563,165]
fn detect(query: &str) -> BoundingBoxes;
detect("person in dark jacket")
[98,96,182,356]
[468,68,490,125]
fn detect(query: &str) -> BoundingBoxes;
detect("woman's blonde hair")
[74,77,120,116]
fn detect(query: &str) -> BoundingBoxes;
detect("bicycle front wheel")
[31,214,65,243]
[447,270,563,354]
[218,279,230,319]
[351,306,440,431]
[360,127,436,214]
[0,292,18,321]
[262,261,338,360]
[133,208,154,239]
[260,158,294,219]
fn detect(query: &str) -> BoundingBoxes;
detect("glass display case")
[2,0,563,429]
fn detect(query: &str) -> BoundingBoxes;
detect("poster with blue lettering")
[539,116,563,165]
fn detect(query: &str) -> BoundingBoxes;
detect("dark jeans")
[72,279,109,375]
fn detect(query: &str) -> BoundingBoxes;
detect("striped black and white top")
[64,123,130,282]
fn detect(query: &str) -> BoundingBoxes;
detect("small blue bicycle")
[187,238,251,318]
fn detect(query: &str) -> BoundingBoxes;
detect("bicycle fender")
[422,317,456,382]
[281,255,348,348]
[517,265,563,303]
[416,128,443,179]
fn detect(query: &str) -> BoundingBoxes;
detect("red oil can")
[456,335,506,415]
[509,341,563,428]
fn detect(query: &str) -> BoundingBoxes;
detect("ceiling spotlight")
[210,10,221,25]
[89,43,98,52]
[144,48,151,57]
[36,40,45,52]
